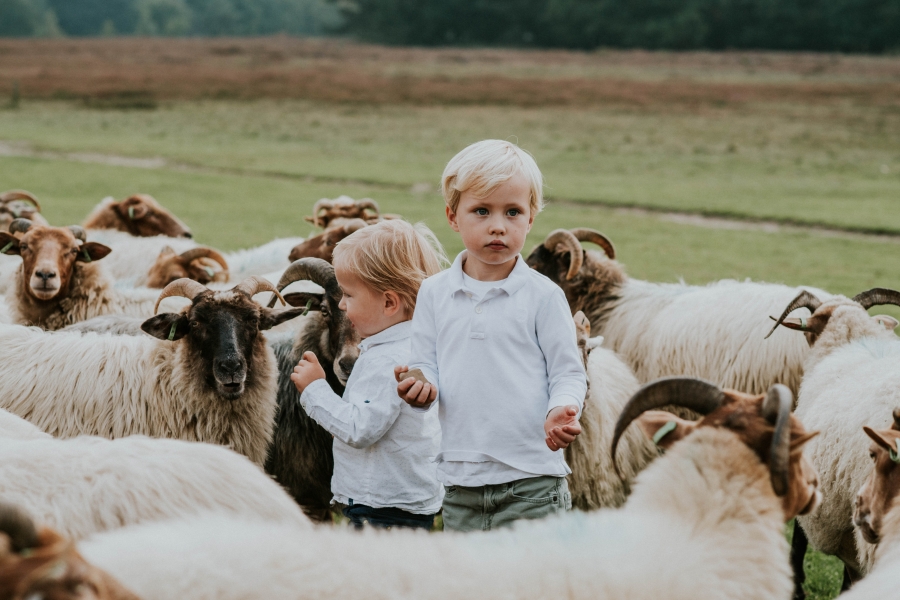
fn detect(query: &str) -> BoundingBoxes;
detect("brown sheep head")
[305,196,381,230]
[612,378,820,521]
[855,410,900,545]
[0,220,111,303]
[0,504,140,600]
[145,246,230,289]
[83,194,192,239]
[0,190,48,231]
[288,219,368,264]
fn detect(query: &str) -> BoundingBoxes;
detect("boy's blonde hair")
[441,139,544,215]
[332,219,447,315]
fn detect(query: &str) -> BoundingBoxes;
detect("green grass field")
[1,90,897,599]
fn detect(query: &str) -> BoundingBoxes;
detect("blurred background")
[1,1,898,597]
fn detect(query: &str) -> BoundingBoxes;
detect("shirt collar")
[449,250,529,297]
[358,320,411,352]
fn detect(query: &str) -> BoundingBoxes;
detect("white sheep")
[767,288,900,581]
[0,277,306,465]
[79,378,817,600]
[0,410,310,541]
[526,228,831,396]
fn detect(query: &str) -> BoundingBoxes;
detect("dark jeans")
[342,503,435,531]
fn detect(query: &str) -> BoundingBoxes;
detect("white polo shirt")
[409,252,587,486]
[301,321,443,514]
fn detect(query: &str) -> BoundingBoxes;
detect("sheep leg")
[790,521,808,600]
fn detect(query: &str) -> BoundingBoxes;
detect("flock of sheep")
[1,189,900,600]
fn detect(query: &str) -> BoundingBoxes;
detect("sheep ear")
[864,426,895,454]
[76,242,112,263]
[789,431,819,456]
[120,196,150,220]
[282,292,325,311]
[141,313,189,341]
[0,232,20,256]
[259,306,312,330]
[873,314,899,331]
[636,411,695,450]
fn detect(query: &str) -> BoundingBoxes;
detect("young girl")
[290,219,446,529]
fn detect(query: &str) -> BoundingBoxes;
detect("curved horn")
[154,278,209,314]
[232,275,286,307]
[356,198,380,214]
[310,199,335,228]
[179,247,229,272]
[67,225,87,243]
[611,377,725,478]
[0,503,39,553]
[9,218,33,235]
[571,228,616,260]
[543,229,583,280]
[765,291,822,339]
[0,190,41,212]
[762,383,793,497]
[852,288,900,311]
[267,257,341,308]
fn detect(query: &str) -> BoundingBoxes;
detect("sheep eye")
[190,321,201,329]
[871,452,877,460]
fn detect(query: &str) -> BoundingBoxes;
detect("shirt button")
[475,306,483,314]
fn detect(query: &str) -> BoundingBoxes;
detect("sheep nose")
[338,357,355,374]
[182,232,193,239]
[35,270,56,282]
[217,357,242,376]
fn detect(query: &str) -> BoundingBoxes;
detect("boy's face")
[446,172,534,277]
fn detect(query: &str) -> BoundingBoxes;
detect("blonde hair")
[441,139,544,215]
[332,220,447,315]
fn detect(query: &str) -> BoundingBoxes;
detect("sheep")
[526,228,830,397]
[83,194,193,238]
[565,311,656,510]
[0,276,308,465]
[78,377,819,600]
[839,410,900,599]
[305,195,398,230]
[0,409,310,541]
[264,258,361,521]
[0,189,47,230]
[0,503,140,600]
[288,218,368,263]
[766,288,900,585]
[0,219,192,330]
[144,245,229,288]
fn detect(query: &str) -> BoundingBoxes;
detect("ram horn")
[611,377,725,478]
[765,291,823,339]
[8,218,33,235]
[356,198,380,215]
[543,229,583,280]
[762,384,793,497]
[267,257,341,308]
[0,190,41,212]
[67,225,87,243]
[852,288,900,311]
[0,503,39,553]
[309,199,335,228]
[179,247,229,272]
[571,228,616,260]
[154,278,209,314]
[233,275,286,307]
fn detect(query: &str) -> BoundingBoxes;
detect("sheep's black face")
[525,244,571,285]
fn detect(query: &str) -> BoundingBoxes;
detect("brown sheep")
[288,219,367,264]
[145,246,230,288]
[0,189,48,231]
[83,194,192,239]
[305,196,381,230]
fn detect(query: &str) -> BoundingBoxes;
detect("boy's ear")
[445,205,460,232]
[636,410,696,450]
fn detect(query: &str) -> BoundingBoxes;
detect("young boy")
[396,139,587,532]
[291,219,445,530]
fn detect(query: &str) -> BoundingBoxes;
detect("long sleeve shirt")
[409,252,587,486]
[300,321,443,514]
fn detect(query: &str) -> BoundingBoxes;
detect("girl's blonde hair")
[441,139,544,215]
[332,219,447,315]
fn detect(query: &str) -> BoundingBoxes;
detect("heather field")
[2,38,900,598]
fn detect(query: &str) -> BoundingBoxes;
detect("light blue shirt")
[409,252,587,486]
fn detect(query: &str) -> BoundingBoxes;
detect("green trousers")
[442,475,571,532]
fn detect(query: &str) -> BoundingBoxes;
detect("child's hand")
[394,365,437,408]
[545,405,582,451]
[291,351,327,393]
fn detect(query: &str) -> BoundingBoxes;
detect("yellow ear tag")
[890,439,900,464]
[652,421,677,446]
[204,266,214,278]
[0,241,14,254]
[128,206,135,220]
[302,298,313,316]
[167,321,178,341]
[81,247,92,263]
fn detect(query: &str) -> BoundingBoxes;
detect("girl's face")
[334,266,406,338]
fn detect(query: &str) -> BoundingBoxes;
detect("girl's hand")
[291,351,327,393]
[545,405,582,451]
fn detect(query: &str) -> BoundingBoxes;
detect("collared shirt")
[409,252,587,486]
[301,321,443,514]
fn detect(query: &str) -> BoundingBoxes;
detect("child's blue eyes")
[474,209,522,216]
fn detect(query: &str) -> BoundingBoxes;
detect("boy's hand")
[545,405,582,451]
[394,365,437,408]
[291,351,327,393]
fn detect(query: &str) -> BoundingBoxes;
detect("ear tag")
[128,206,135,220]
[167,321,178,341]
[302,298,314,316]
[203,266,214,278]
[890,439,900,464]
[652,420,678,446]
[799,317,807,330]
[0,241,14,254]
[81,247,92,263]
